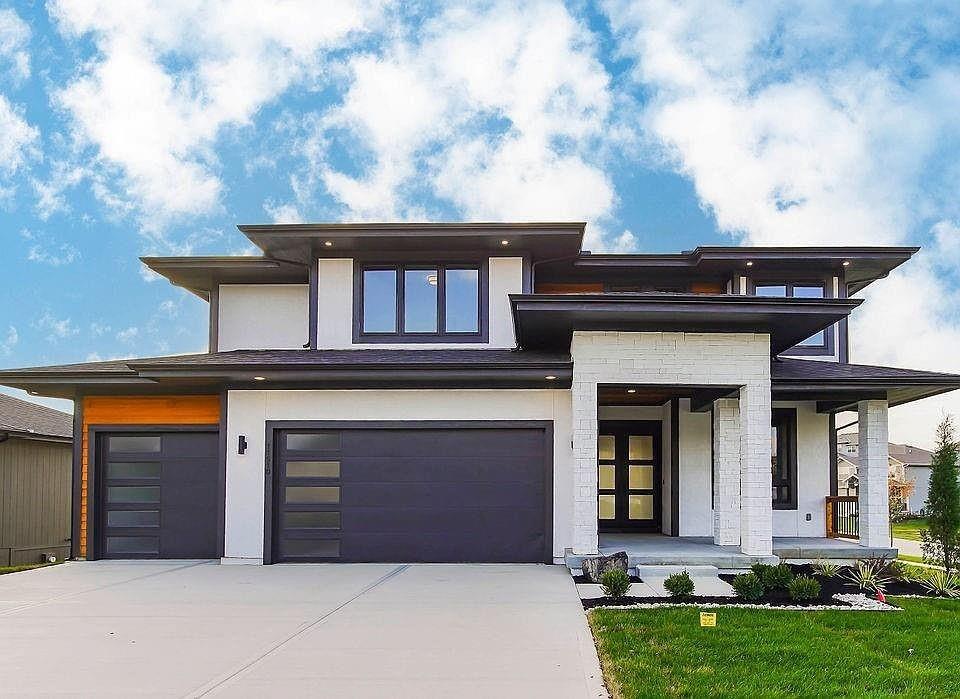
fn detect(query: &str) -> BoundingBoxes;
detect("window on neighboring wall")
[771,408,798,509]
[358,263,485,341]
[754,282,827,348]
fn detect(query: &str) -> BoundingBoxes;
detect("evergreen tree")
[920,416,960,572]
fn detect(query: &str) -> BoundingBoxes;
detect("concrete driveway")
[0,561,604,698]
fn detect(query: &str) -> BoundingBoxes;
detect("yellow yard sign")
[699,612,717,627]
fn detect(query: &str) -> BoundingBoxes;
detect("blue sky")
[1,1,959,446]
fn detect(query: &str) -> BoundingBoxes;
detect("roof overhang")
[546,246,918,293]
[772,358,960,412]
[140,256,308,300]
[0,350,573,397]
[238,222,585,264]
[510,293,861,354]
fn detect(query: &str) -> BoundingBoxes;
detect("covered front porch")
[565,533,897,572]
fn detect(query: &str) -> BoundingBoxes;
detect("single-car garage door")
[268,423,551,563]
[96,431,219,559]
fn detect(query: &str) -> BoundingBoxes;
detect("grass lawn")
[893,518,928,541]
[589,598,960,697]
[0,562,59,576]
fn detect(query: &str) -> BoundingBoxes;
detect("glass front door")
[597,421,661,531]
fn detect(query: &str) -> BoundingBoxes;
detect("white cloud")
[0,94,38,180]
[0,325,17,354]
[0,8,30,82]
[49,0,386,236]
[303,1,618,244]
[89,322,111,337]
[34,312,79,341]
[606,0,960,445]
[157,299,178,318]
[263,199,304,224]
[116,326,139,343]
[26,238,81,266]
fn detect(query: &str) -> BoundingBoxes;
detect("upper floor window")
[754,282,826,347]
[357,262,486,342]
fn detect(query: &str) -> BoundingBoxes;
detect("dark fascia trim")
[239,221,586,235]
[0,430,71,443]
[262,419,555,565]
[576,246,920,267]
[510,293,861,353]
[84,423,219,561]
[141,256,309,300]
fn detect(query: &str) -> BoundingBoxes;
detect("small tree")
[920,416,960,572]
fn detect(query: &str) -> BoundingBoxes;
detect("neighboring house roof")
[838,452,860,469]
[0,393,72,441]
[889,443,933,466]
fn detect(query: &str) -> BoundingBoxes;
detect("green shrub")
[812,559,840,578]
[760,563,794,591]
[891,561,926,583]
[663,570,695,599]
[732,572,765,602]
[750,562,771,578]
[919,569,960,598]
[841,559,893,593]
[787,575,821,602]
[599,568,631,598]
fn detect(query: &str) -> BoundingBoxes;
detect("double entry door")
[597,421,661,531]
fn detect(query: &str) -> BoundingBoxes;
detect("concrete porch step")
[565,550,773,573]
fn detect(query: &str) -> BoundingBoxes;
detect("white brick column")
[858,399,890,547]
[713,397,741,545]
[571,375,599,554]
[739,382,773,556]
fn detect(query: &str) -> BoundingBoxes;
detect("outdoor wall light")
[238,435,248,455]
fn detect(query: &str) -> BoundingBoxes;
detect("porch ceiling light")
[745,260,754,267]
[323,240,334,247]
[253,376,267,381]
[500,239,510,246]
[842,260,851,267]
[626,388,637,393]
[544,375,558,380]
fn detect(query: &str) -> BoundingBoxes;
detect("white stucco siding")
[772,401,831,537]
[315,256,522,349]
[224,389,573,562]
[218,284,309,351]
[679,400,713,536]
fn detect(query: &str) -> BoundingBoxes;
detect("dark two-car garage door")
[97,431,219,559]
[268,423,552,564]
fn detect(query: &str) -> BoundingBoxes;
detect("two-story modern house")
[3,222,959,566]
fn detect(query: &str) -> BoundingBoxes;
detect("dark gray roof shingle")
[772,358,960,383]
[0,393,72,439]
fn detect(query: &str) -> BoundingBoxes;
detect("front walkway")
[0,561,604,698]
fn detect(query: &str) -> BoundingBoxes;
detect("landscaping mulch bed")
[580,562,949,610]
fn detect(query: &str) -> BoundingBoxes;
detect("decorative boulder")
[581,551,629,583]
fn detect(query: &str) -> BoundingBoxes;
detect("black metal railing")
[825,496,858,539]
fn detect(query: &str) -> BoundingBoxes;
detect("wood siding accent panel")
[690,282,726,294]
[533,282,604,294]
[79,395,220,557]
[0,438,72,565]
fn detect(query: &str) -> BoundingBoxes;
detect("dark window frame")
[749,278,835,356]
[353,260,489,343]
[772,407,798,510]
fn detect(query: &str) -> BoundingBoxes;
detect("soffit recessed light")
[745,260,754,267]
[842,260,851,267]
[253,376,267,381]
[323,240,334,247]
[626,388,637,394]
[545,375,558,380]
[500,239,510,246]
